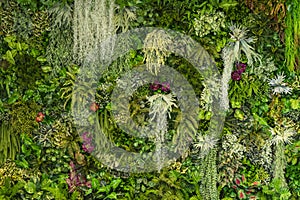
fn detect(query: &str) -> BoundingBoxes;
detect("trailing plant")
[147,93,178,171]
[73,0,116,64]
[285,140,300,198]
[284,0,300,72]
[143,29,173,75]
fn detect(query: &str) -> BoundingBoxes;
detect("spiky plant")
[194,133,218,157]
[269,120,296,197]
[221,24,261,110]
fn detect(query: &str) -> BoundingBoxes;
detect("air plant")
[194,133,218,157]
[268,73,292,95]
[221,24,261,110]
[147,93,177,171]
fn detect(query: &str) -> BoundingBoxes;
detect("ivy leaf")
[24,182,36,194]
[91,178,100,189]
[111,178,122,189]
[252,113,269,127]
[3,50,16,65]
[105,192,118,199]
[292,157,298,165]
[290,99,300,109]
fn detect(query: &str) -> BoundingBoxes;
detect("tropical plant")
[221,23,261,110]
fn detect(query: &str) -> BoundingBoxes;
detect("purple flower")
[80,132,94,153]
[82,143,95,153]
[161,82,170,92]
[81,132,92,143]
[236,62,247,73]
[231,71,242,81]
[150,81,160,91]
[66,161,91,193]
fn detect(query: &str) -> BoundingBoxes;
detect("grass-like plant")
[0,122,20,165]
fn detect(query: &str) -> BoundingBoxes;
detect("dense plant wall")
[0,0,299,199]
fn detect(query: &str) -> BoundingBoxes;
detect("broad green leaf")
[292,157,298,165]
[3,50,15,65]
[41,66,52,73]
[111,178,122,189]
[105,192,118,199]
[290,99,300,109]
[37,56,47,62]
[24,182,36,194]
[252,113,269,127]
[92,178,100,189]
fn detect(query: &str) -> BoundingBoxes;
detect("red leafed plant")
[231,174,260,199]
[66,161,91,193]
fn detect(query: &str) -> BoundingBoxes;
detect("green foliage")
[285,0,300,72]
[285,140,300,198]
[262,178,291,200]
[0,122,20,165]
[9,101,41,136]
[229,74,269,106]
[0,0,298,199]
[200,148,219,200]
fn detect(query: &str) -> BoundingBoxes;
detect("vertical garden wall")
[0,0,299,199]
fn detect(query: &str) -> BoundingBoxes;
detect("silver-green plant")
[115,7,136,32]
[269,120,296,197]
[73,0,116,64]
[252,57,277,81]
[194,10,226,37]
[268,73,292,95]
[143,29,173,75]
[221,24,261,110]
[147,93,177,172]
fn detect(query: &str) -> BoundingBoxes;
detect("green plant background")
[0,0,299,199]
